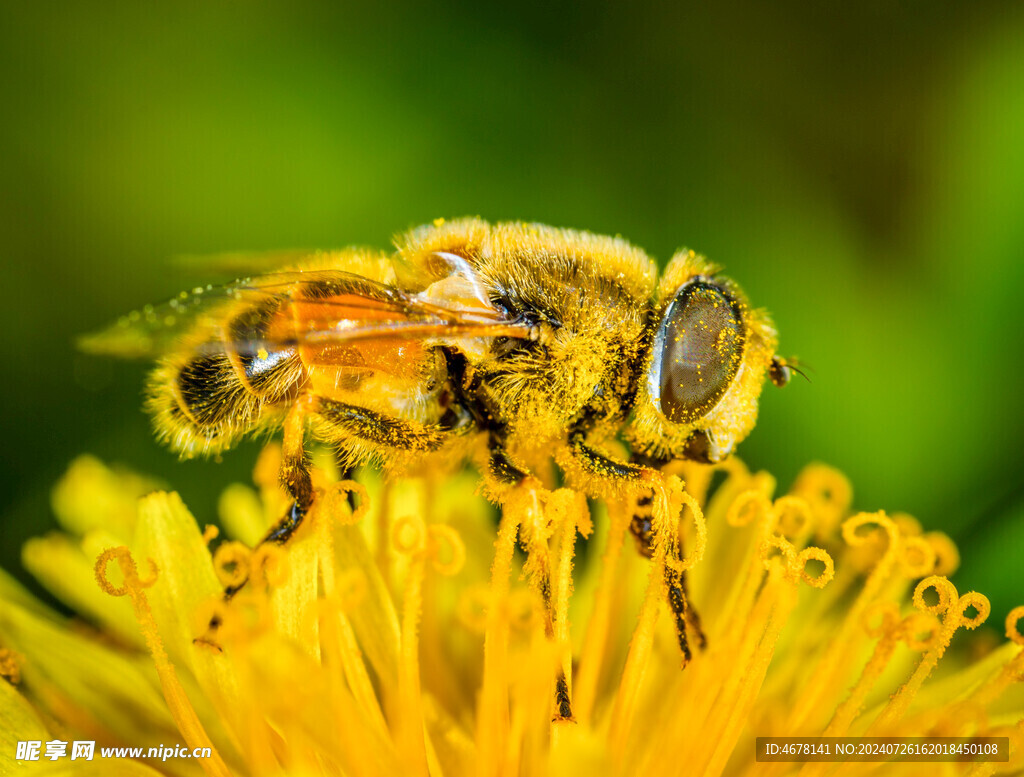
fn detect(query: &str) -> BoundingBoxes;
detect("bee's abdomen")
[227,299,303,402]
[176,354,247,426]
[146,300,305,457]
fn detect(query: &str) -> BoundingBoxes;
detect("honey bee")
[84,218,792,712]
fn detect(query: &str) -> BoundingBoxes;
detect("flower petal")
[132,492,246,765]
[0,598,179,747]
[0,677,50,771]
[51,455,158,541]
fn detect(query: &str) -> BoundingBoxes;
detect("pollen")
[0,455,1020,777]
[0,648,20,684]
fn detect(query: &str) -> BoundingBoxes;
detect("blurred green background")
[1,1,1022,617]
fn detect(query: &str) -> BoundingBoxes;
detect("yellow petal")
[132,492,225,670]
[267,519,321,659]
[0,598,179,747]
[50,455,158,541]
[334,521,401,688]
[217,483,266,547]
[0,567,53,618]
[132,492,246,764]
[0,676,50,771]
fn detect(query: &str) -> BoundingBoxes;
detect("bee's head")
[626,250,781,464]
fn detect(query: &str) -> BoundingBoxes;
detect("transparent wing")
[79,265,531,359]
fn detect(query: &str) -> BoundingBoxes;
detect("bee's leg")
[627,469,707,663]
[566,429,704,665]
[486,432,575,721]
[332,447,360,511]
[198,400,313,644]
[565,428,646,481]
[317,398,449,452]
[668,545,706,651]
[256,399,315,548]
[315,399,461,537]
[630,501,699,664]
[515,520,575,722]
[487,432,531,484]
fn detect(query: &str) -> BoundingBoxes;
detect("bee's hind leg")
[197,400,314,646]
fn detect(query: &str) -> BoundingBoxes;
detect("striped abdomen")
[147,297,306,457]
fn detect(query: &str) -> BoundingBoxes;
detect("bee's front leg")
[626,455,707,657]
[626,458,706,665]
[486,428,531,485]
[565,427,704,666]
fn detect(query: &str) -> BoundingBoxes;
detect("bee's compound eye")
[656,282,745,424]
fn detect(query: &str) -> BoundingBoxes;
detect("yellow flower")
[1,450,1022,776]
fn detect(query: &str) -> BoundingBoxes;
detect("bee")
[84,218,792,714]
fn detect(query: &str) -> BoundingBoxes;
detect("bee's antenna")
[789,362,812,383]
[770,355,812,387]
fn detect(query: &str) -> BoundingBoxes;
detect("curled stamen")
[674,485,706,571]
[772,495,814,540]
[791,463,853,530]
[332,480,371,525]
[1006,606,1024,646]
[726,489,771,527]
[913,576,958,616]
[899,536,937,578]
[841,511,897,550]
[211,541,250,589]
[427,524,466,576]
[456,584,491,634]
[925,532,960,576]
[957,592,991,630]
[761,535,797,571]
[862,602,901,638]
[899,612,941,651]
[201,524,219,545]
[95,546,158,596]
[868,577,990,738]
[93,544,230,777]
[392,515,427,556]
[796,546,834,588]
[250,543,290,588]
